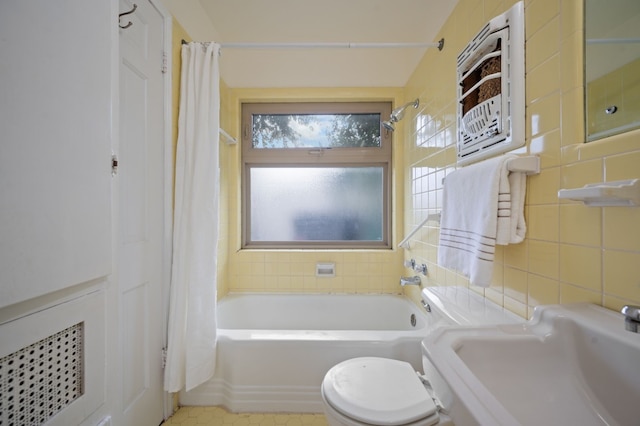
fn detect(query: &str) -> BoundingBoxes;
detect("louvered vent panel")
[456,1,525,165]
[0,323,84,426]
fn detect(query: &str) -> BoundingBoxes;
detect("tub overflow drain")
[410,314,417,327]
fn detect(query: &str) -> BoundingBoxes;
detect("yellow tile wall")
[220,88,406,296]
[402,0,640,318]
[176,1,640,313]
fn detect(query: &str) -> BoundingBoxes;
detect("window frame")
[241,101,393,249]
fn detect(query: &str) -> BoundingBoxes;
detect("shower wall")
[401,0,640,318]
[221,88,406,296]
[174,2,640,314]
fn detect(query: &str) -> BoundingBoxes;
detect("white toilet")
[320,286,523,426]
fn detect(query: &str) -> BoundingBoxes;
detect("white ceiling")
[163,0,458,88]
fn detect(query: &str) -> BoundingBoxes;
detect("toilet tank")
[421,286,523,328]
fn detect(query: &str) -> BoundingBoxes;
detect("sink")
[422,303,640,426]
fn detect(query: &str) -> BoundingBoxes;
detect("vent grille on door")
[0,322,84,426]
[456,1,525,165]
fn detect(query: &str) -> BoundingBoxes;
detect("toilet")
[320,286,523,426]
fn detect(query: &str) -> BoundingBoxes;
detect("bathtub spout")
[400,276,421,286]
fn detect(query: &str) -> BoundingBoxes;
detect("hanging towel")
[437,154,527,287]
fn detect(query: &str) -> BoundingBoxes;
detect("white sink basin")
[422,303,640,426]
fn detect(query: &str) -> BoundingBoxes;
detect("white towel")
[438,154,527,287]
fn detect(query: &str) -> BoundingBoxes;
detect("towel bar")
[400,156,539,250]
[398,212,441,249]
[505,155,540,175]
[219,128,237,145]
[442,155,540,184]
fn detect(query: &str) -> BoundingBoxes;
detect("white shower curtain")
[164,42,221,392]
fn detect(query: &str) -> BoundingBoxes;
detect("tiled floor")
[162,406,329,426]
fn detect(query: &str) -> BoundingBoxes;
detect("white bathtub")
[179,293,432,413]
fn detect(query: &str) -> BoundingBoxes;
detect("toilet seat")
[322,357,439,426]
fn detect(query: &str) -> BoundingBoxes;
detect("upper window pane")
[252,113,382,148]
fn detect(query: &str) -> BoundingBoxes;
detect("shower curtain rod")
[181,38,445,51]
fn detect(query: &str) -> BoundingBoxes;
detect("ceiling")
[163,0,458,88]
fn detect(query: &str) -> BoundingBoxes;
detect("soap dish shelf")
[558,179,640,207]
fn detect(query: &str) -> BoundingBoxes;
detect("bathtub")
[179,293,432,413]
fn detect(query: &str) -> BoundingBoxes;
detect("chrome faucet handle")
[621,305,640,333]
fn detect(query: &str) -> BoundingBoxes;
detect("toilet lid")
[322,357,438,426]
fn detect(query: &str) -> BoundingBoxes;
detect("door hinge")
[111,154,119,176]
[161,347,167,369]
[162,51,168,74]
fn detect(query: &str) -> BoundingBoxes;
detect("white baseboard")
[179,378,324,413]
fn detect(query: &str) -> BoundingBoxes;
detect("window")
[242,102,392,249]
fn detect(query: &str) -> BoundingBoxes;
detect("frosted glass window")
[249,167,384,242]
[242,102,392,249]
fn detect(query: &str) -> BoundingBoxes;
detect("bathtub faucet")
[400,276,421,286]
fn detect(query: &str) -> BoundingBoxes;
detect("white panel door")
[118,0,166,424]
